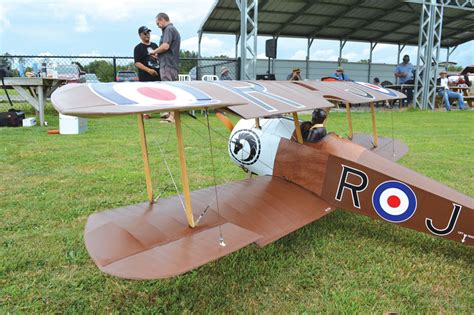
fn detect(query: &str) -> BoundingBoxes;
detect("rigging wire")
[204,109,225,246]
[181,115,277,173]
[390,103,395,157]
[153,122,187,213]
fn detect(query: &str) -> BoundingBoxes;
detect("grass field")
[1,103,473,313]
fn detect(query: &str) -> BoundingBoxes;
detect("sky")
[0,0,472,67]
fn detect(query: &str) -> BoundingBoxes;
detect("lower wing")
[84,176,334,279]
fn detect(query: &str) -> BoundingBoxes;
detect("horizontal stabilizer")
[351,133,409,161]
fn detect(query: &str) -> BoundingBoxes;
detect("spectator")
[334,67,350,81]
[134,26,160,82]
[438,70,466,111]
[463,72,471,87]
[220,67,232,80]
[373,77,391,108]
[394,54,414,105]
[151,12,181,123]
[287,67,302,81]
[134,26,160,119]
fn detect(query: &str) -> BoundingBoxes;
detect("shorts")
[160,66,178,81]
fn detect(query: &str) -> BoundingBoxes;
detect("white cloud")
[78,51,102,56]
[49,0,215,23]
[290,50,306,60]
[75,14,90,33]
[311,49,338,61]
[0,4,11,33]
[181,35,233,56]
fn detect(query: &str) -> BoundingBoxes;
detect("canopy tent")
[200,0,473,47]
[198,0,474,109]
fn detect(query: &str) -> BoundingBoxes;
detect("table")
[451,86,469,95]
[2,77,66,126]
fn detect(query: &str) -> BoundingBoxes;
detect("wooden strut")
[370,102,379,147]
[137,114,154,203]
[174,111,196,228]
[255,117,261,129]
[345,102,353,139]
[292,112,304,144]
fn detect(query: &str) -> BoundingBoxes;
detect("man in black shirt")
[134,26,160,82]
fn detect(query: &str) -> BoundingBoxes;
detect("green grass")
[1,103,473,313]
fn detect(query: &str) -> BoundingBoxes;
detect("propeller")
[215,110,234,132]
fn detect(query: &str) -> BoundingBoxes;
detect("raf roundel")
[372,181,417,223]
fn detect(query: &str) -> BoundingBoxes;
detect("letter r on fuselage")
[335,165,369,209]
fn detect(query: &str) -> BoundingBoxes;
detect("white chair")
[178,74,191,81]
[202,75,219,81]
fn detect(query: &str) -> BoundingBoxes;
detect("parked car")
[56,64,81,83]
[80,73,100,83]
[116,70,138,82]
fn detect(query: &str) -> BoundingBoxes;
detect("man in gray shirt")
[151,12,181,122]
[151,12,181,81]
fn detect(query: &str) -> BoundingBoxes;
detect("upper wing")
[295,80,406,104]
[51,80,334,119]
[51,80,404,118]
[84,176,335,279]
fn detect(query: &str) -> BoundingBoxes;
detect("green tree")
[447,65,463,72]
[0,52,14,68]
[179,50,198,74]
[84,60,115,82]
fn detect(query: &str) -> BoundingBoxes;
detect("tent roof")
[199,0,474,48]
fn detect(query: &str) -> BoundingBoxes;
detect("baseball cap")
[439,69,447,74]
[138,26,151,34]
[336,67,344,72]
[293,67,301,72]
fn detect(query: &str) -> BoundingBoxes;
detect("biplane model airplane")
[51,80,473,280]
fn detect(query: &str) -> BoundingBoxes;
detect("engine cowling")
[228,117,295,176]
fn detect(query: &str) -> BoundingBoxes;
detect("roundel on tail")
[372,181,417,223]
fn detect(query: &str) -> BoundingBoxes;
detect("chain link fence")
[0,54,239,112]
[0,55,239,82]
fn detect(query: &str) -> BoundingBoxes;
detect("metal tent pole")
[306,38,314,80]
[368,42,377,83]
[237,0,258,80]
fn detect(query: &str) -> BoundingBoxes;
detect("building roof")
[199,0,474,48]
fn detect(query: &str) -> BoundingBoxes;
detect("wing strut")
[292,112,303,144]
[370,102,379,147]
[137,114,154,203]
[345,102,353,140]
[174,111,196,228]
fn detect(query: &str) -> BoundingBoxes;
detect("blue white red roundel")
[372,181,417,223]
[355,81,397,97]
[89,82,218,106]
